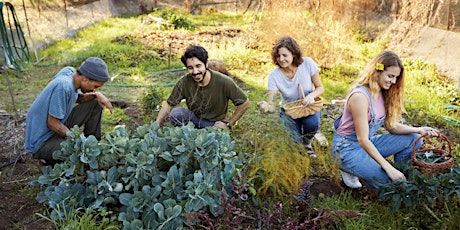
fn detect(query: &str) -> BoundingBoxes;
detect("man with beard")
[156,45,250,130]
[25,57,113,165]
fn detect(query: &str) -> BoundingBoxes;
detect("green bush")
[141,86,165,123]
[152,8,195,30]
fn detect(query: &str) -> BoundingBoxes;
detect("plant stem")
[444,201,451,218]
[423,203,442,222]
[2,66,20,120]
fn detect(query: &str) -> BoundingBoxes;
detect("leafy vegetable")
[31,123,247,229]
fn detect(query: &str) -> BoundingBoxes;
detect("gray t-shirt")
[25,67,78,153]
[267,57,319,105]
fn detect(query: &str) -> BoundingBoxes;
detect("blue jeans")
[331,132,421,188]
[280,108,321,144]
[169,107,215,129]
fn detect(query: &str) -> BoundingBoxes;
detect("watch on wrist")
[225,121,232,129]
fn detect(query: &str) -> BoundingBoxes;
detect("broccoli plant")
[31,122,245,229]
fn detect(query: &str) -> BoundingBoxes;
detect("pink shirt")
[336,87,385,135]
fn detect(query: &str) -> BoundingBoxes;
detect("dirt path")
[406,26,460,86]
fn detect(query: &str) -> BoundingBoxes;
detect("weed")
[152,7,195,30]
[140,86,165,123]
[101,107,131,134]
[36,206,121,230]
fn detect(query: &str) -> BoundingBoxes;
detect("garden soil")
[388,22,460,86]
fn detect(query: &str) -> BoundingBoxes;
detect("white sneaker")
[340,170,362,188]
[314,132,329,147]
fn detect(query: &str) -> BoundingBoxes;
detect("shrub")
[141,86,165,123]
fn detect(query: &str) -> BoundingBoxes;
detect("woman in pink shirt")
[331,50,437,188]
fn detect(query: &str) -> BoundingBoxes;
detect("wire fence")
[4,0,115,52]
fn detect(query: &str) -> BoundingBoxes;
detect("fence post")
[168,42,172,69]
[63,0,68,28]
[447,0,451,30]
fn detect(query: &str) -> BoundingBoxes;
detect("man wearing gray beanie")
[25,57,113,165]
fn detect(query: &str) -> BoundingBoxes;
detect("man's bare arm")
[227,99,250,126]
[77,92,113,113]
[47,114,69,138]
[155,101,174,127]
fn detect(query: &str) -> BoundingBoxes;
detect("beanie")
[78,57,110,82]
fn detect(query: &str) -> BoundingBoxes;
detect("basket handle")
[411,132,452,159]
[297,84,306,99]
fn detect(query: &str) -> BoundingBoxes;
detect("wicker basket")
[283,84,323,119]
[411,133,455,175]
[283,97,323,119]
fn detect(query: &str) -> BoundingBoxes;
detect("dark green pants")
[33,99,103,164]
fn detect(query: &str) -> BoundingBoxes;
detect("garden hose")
[105,83,174,87]
[105,67,186,87]
[0,2,30,71]
[441,104,460,127]
[441,115,460,127]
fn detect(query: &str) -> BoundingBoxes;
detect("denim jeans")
[331,129,421,188]
[280,108,321,144]
[169,107,215,128]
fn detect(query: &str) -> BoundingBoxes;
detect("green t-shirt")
[167,70,248,121]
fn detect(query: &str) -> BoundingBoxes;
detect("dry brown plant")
[255,0,366,69]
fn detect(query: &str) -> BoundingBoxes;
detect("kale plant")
[31,123,244,229]
[378,162,460,212]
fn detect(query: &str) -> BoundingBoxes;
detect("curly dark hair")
[270,36,304,67]
[180,45,208,66]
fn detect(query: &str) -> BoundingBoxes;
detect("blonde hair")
[354,50,405,129]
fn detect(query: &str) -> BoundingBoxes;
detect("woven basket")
[283,97,323,119]
[283,84,323,119]
[411,133,455,175]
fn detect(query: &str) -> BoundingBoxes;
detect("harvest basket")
[283,97,323,119]
[283,84,323,119]
[411,133,454,175]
